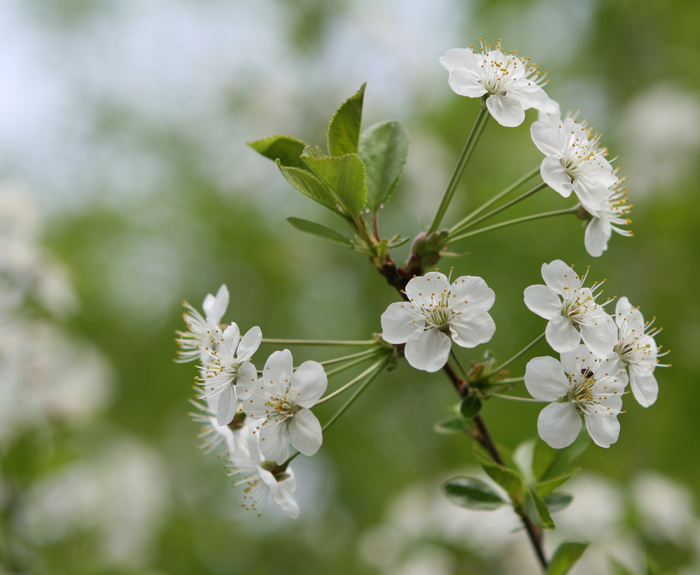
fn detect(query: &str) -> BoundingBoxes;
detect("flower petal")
[615,296,645,332]
[541,260,578,294]
[206,284,229,325]
[260,421,290,464]
[546,315,581,353]
[447,69,488,98]
[268,475,300,520]
[540,156,574,198]
[381,301,424,344]
[449,275,495,312]
[629,366,658,407]
[560,344,593,376]
[486,94,526,127]
[524,356,569,401]
[524,284,561,319]
[584,412,620,448]
[221,323,241,356]
[287,409,323,457]
[291,361,328,408]
[537,402,582,449]
[574,177,610,211]
[449,308,496,348]
[216,384,237,426]
[236,361,258,400]
[405,272,450,307]
[530,121,561,156]
[440,47,478,72]
[584,218,612,257]
[262,349,294,396]
[508,81,558,113]
[404,329,451,373]
[580,318,616,358]
[237,326,262,361]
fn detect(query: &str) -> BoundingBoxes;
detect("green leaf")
[327,83,366,157]
[302,151,368,216]
[610,559,635,575]
[646,556,661,575]
[460,395,482,419]
[544,492,573,513]
[548,542,589,575]
[533,433,590,482]
[248,135,308,170]
[442,477,507,511]
[526,488,555,529]
[359,121,410,212]
[286,218,353,247]
[388,235,410,249]
[474,445,524,501]
[536,467,581,497]
[513,439,536,485]
[276,161,340,213]
[434,415,468,435]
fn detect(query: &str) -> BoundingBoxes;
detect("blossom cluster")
[524,260,665,448]
[174,41,668,572]
[178,285,329,519]
[442,40,632,257]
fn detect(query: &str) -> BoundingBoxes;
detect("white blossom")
[381,272,496,373]
[524,260,616,358]
[175,284,229,363]
[607,297,665,408]
[197,322,261,425]
[227,426,300,519]
[530,115,617,210]
[239,349,326,465]
[524,345,627,448]
[189,399,249,456]
[440,41,558,127]
[583,178,632,257]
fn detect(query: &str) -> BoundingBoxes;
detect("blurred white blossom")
[620,85,700,196]
[16,439,168,569]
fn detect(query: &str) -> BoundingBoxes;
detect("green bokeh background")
[2,0,700,573]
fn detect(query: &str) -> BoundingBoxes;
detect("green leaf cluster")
[247,84,410,258]
[441,433,591,572]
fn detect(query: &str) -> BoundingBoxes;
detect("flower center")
[263,389,298,422]
[421,292,455,329]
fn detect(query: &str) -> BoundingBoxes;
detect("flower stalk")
[428,106,490,234]
[448,165,541,235]
[448,205,579,244]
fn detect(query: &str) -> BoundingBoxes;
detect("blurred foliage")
[2,0,700,573]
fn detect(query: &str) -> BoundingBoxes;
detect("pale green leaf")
[533,433,589,482]
[544,492,573,513]
[248,135,308,170]
[301,151,368,216]
[359,121,409,212]
[460,395,482,419]
[434,415,467,435]
[474,445,524,501]
[327,83,366,157]
[526,488,555,529]
[548,542,589,575]
[276,161,340,213]
[442,477,507,511]
[536,467,581,497]
[286,217,353,247]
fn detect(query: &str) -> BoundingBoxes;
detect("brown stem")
[372,212,380,241]
[372,239,547,571]
[375,252,424,296]
[442,361,548,572]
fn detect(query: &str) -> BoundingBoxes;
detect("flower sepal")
[468,350,510,388]
[410,230,449,268]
